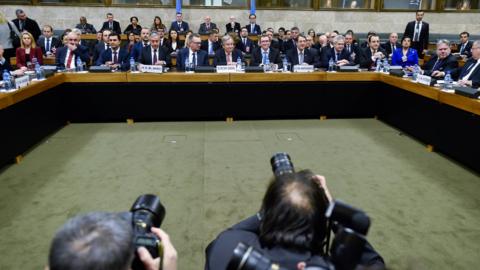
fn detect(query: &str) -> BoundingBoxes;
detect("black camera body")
[130,194,166,270]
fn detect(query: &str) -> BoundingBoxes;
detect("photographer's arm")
[138,228,178,270]
[312,175,333,203]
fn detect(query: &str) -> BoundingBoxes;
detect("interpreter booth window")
[182,0,247,7]
[443,0,479,10]
[4,0,30,2]
[39,0,103,3]
[112,0,173,4]
[382,0,437,10]
[321,0,374,9]
[257,0,313,8]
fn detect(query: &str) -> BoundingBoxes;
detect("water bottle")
[383,58,390,73]
[444,71,453,90]
[328,58,335,72]
[76,57,83,72]
[412,64,419,81]
[263,57,271,72]
[184,58,190,72]
[130,57,136,72]
[35,61,43,80]
[375,59,382,72]
[236,57,242,72]
[2,70,11,90]
[282,57,288,72]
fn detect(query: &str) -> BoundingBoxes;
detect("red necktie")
[66,50,74,68]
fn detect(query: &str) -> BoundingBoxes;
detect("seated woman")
[16,31,43,69]
[151,16,167,33]
[123,16,142,35]
[165,29,183,54]
[391,36,418,68]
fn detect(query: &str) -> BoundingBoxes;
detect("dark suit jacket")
[213,49,244,66]
[55,45,90,68]
[320,47,352,68]
[198,23,218,35]
[458,41,473,58]
[101,20,122,34]
[250,47,282,67]
[123,24,142,35]
[12,18,41,41]
[285,48,317,68]
[0,57,12,71]
[381,42,401,57]
[37,37,61,55]
[170,21,189,33]
[93,42,109,63]
[236,37,255,53]
[453,59,480,87]
[245,24,261,35]
[139,46,171,66]
[75,23,97,34]
[96,47,130,71]
[225,22,241,34]
[176,48,209,71]
[358,47,387,69]
[283,39,296,52]
[404,21,429,51]
[165,40,185,54]
[16,47,43,68]
[422,54,458,77]
[201,40,221,54]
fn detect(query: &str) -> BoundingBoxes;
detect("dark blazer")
[358,47,387,69]
[245,23,261,35]
[176,48,209,71]
[422,54,458,77]
[225,22,241,34]
[283,39,296,52]
[285,48,317,68]
[165,40,185,54]
[93,42,109,63]
[381,42,401,57]
[123,24,142,35]
[12,18,42,41]
[201,40,221,54]
[16,47,43,68]
[37,36,61,55]
[100,20,122,34]
[458,41,473,58]
[250,47,282,67]
[138,46,171,66]
[453,59,480,87]
[236,37,255,53]
[0,57,12,71]
[404,21,429,52]
[131,41,150,61]
[96,47,130,71]
[320,47,352,68]
[198,23,218,35]
[170,21,189,33]
[213,49,244,66]
[55,45,90,68]
[75,23,97,34]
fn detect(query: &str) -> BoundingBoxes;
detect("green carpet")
[0,119,479,270]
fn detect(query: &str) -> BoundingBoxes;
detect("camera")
[227,242,289,270]
[270,152,294,177]
[130,194,166,270]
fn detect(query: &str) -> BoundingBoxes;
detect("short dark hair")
[48,212,134,270]
[106,12,113,17]
[109,33,121,40]
[460,31,470,37]
[416,10,424,14]
[291,26,300,32]
[401,35,411,43]
[130,16,138,22]
[15,9,24,15]
[368,34,380,42]
[208,29,219,36]
[259,170,329,253]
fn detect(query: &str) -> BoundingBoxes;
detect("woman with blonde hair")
[16,31,43,69]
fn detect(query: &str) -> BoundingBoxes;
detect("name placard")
[15,75,30,89]
[139,64,163,73]
[216,65,237,73]
[416,74,432,86]
[293,65,314,73]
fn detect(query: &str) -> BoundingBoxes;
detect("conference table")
[1,71,479,174]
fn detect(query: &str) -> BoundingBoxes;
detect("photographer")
[205,170,384,270]
[47,211,177,270]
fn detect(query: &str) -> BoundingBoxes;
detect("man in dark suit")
[201,30,221,55]
[344,33,360,63]
[265,29,280,51]
[404,10,429,57]
[226,16,241,35]
[76,16,97,34]
[283,27,299,53]
[100,13,121,35]
[198,16,217,35]
[37,25,61,56]
[213,35,244,66]
[305,35,320,67]
[358,34,387,70]
[96,33,130,71]
[456,31,473,58]
[55,32,90,69]
[177,34,209,71]
[245,14,261,35]
[381,32,401,58]
[455,40,480,88]
[93,29,112,64]
[170,12,189,34]
[131,28,151,61]
[420,39,458,78]
[250,34,282,68]
[320,35,352,69]
[12,9,42,42]
[236,27,254,54]
[139,32,170,66]
[0,45,12,71]
[286,35,317,69]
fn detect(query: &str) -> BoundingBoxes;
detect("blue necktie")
[263,52,268,65]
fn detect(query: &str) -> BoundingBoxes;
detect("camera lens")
[227,242,278,270]
[130,194,166,228]
[270,152,294,177]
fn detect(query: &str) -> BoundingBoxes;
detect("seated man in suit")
[226,16,241,35]
[213,35,244,66]
[453,40,480,87]
[265,29,280,51]
[455,31,473,58]
[76,16,97,34]
[245,14,261,35]
[0,45,12,71]
[419,39,458,78]
[170,12,189,34]
[139,32,170,67]
[37,25,60,56]
[131,27,151,61]
[93,29,112,64]
[201,30,220,55]
[96,33,130,71]
[320,35,352,69]
[305,35,320,67]
[100,13,121,35]
[358,34,386,70]
[381,32,400,58]
[286,34,317,69]
[344,33,359,62]
[198,16,217,35]
[177,34,209,71]
[283,26,299,52]
[236,27,254,54]
[55,32,90,69]
[250,34,282,69]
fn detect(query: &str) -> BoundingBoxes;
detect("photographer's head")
[259,170,329,253]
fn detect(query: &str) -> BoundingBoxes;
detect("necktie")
[460,43,465,54]
[299,51,304,64]
[335,53,339,62]
[251,24,255,34]
[392,44,395,53]
[153,49,157,64]
[209,42,213,55]
[414,23,420,42]
[243,38,246,46]
[109,22,113,30]
[66,50,74,68]
[46,38,50,52]
[113,50,118,64]
[206,24,210,30]
[263,52,268,65]
[19,20,24,31]
[192,52,196,67]
[347,45,351,54]
[144,42,148,47]
[462,61,479,80]
[432,59,441,71]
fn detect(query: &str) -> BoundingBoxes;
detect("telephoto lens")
[270,152,294,177]
[227,242,288,270]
